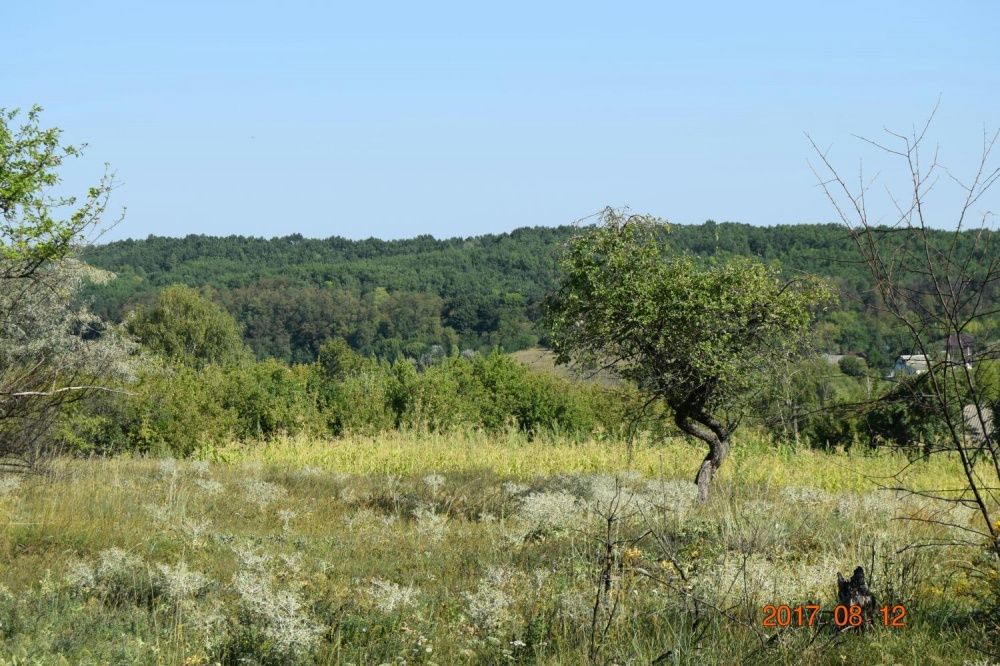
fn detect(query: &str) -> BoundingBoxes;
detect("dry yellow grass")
[213,429,981,494]
[0,433,994,663]
[510,347,621,385]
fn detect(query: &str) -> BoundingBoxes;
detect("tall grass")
[217,429,980,492]
[0,432,994,664]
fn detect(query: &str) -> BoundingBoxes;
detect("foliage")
[80,220,998,367]
[398,357,482,431]
[1,106,115,271]
[60,358,324,456]
[126,284,250,368]
[310,347,630,439]
[59,362,235,457]
[319,360,400,436]
[0,106,129,468]
[60,343,634,455]
[753,355,1000,453]
[1,261,137,463]
[838,355,868,378]
[217,360,323,441]
[863,373,950,452]
[753,356,871,449]
[545,210,834,497]
[468,352,602,436]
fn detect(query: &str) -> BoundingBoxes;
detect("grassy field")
[0,432,996,664]
[510,348,620,387]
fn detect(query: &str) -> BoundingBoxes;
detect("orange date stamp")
[761,604,907,628]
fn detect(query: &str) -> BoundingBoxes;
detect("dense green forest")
[82,221,967,369]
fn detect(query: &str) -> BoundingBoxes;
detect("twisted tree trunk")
[675,410,731,502]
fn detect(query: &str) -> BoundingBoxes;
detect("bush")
[311,347,627,438]
[469,352,599,436]
[127,285,250,369]
[59,362,235,456]
[864,374,950,451]
[60,358,323,456]
[316,359,400,435]
[401,357,484,431]
[838,355,868,378]
[218,360,323,440]
[63,336,639,455]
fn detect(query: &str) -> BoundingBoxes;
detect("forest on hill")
[81,221,972,369]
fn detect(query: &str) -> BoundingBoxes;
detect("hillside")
[81,221,982,368]
[0,435,985,663]
[510,347,622,386]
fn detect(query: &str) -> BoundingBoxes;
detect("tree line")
[4,106,998,478]
[80,220,998,370]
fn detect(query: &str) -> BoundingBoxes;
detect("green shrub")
[318,362,400,435]
[838,355,868,378]
[63,336,640,455]
[469,352,601,436]
[217,360,323,440]
[60,358,324,455]
[59,362,234,456]
[127,284,250,369]
[401,357,484,431]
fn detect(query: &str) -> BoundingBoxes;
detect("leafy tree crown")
[545,210,835,416]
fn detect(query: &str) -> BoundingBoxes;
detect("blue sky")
[6,1,998,241]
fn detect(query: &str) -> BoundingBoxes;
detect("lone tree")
[545,210,832,500]
[127,284,250,369]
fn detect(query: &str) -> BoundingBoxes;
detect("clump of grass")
[230,568,322,661]
[155,559,211,606]
[367,578,419,613]
[64,547,156,607]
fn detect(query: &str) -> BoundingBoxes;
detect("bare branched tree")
[808,108,1000,560]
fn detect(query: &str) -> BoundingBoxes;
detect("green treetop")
[545,210,834,500]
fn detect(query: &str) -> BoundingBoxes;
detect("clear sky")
[6,1,998,241]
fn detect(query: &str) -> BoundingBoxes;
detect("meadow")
[0,431,995,665]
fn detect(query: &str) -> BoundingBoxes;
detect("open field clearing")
[219,430,990,493]
[0,433,996,664]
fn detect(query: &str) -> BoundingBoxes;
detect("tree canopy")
[127,285,250,369]
[78,220,996,368]
[1,106,116,274]
[545,211,834,499]
[0,106,130,468]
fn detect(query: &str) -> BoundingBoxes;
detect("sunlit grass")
[215,429,980,493]
[0,433,994,664]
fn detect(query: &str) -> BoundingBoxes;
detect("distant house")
[946,334,975,365]
[891,354,929,377]
[821,353,845,366]
[963,404,995,445]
